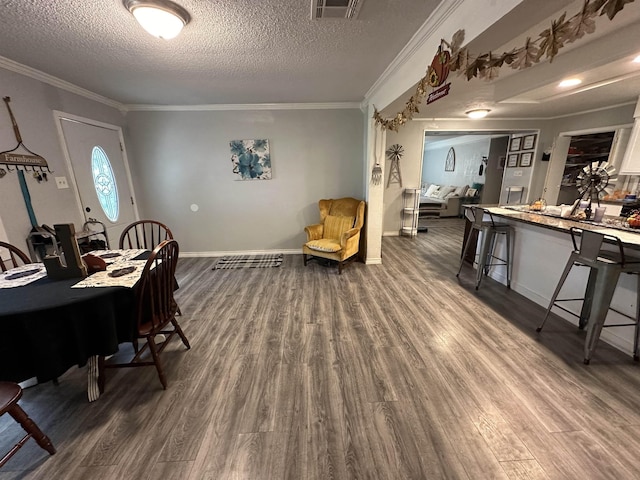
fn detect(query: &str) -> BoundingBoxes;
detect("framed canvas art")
[230,139,271,180]
[507,153,519,167]
[509,137,521,152]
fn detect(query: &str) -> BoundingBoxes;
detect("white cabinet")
[401,188,420,237]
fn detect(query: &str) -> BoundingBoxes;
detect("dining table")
[0,250,149,395]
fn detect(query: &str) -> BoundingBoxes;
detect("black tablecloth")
[0,276,136,383]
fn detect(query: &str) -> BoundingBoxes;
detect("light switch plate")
[55,176,69,189]
[514,171,523,177]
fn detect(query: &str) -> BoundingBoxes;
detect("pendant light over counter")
[123,0,191,40]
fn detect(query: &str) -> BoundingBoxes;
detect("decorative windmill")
[386,144,404,188]
[575,161,617,213]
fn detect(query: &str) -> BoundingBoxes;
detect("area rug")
[213,253,283,270]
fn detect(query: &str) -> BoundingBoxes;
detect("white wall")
[0,67,125,252]
[124,108,365,254]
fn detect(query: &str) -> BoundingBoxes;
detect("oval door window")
[91,146,119,222]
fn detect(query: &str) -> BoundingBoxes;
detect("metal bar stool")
[536,227,640,364]
[457,206,513,290]
[0,382,56,468]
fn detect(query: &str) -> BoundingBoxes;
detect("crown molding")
[125,102,361,112]
[0,55,125,111]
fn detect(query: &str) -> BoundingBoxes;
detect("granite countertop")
[477,206,640,247]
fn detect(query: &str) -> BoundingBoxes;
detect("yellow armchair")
[303,197,365,274]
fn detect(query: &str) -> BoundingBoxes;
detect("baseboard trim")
[181,249,301,258]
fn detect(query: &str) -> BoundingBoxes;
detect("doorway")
[421,131,528,206]
[54,112,138,245]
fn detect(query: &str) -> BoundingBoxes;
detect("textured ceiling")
[0,0,441,106]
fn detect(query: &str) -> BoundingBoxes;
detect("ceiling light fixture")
[124,0,190,40]
[558,78,582,88]
[633,55,640,63]
[465,109,491,119]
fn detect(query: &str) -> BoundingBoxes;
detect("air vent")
[312,0,363,19]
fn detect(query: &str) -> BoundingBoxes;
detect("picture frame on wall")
[507,153,519,167]
[509,137,521,151]
[520,152,533,167]
[523,134,537,150]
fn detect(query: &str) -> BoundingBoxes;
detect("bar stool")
[457,206,513,290]
[536,227,640,364]
[0,382,56,468]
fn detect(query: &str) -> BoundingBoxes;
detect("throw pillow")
[436,185,456,199]
[453,185,469,197]
[425,184,440,197]
[323,215,355,240]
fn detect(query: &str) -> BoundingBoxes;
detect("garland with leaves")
[373,0,636,131]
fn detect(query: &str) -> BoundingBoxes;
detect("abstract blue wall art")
[230,139,271,180]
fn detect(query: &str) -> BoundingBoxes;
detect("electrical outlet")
[514,171,523,177]
[55,176,69,189]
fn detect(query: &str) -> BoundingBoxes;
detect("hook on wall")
[478,156,488,176]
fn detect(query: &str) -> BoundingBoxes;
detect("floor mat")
[213,253,283,270]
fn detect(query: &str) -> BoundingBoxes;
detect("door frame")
[421,128,538,203]
[52,111,140,227]
[542,123,633,205]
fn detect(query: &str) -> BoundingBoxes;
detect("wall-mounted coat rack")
[1,96,53,229]
[0,96,53,181]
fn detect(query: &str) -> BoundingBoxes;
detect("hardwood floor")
[2,217,640,479]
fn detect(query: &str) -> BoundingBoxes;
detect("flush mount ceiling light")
[124,0,190,40]
[633,55,640,63]
[465,109,491,119]
[558,78,582,88]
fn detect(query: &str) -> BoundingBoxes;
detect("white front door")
[56,114,138,246]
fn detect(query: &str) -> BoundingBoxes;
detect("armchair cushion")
[323,215,355,240]
[306,239,342,253]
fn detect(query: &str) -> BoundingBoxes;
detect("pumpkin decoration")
[627,210,640,228]
[427,47,451,88]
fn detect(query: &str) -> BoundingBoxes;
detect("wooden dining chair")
[118,220,173,250]
[0,382,56,468]
[118,220,183,315]
[98,239,190,392]
[0,241,31,272]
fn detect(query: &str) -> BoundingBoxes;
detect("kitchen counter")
[468,205,640,248]
[460,204,640,357]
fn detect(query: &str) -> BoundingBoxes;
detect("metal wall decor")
[386,144,404,188]
[445,147,455,171]
[0,97,52,178]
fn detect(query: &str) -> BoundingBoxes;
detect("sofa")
[419,183,470,218]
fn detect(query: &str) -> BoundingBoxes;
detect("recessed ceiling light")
[465,109,491,119]
[124,0,190,40]
[633,55,640,63]
[558,78,582,88]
